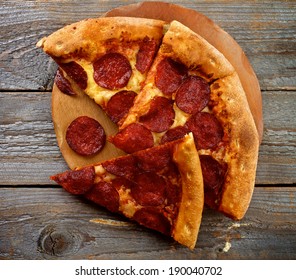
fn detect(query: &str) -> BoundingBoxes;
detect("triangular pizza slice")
[37,17,165,124]
[50,134,203,249]
[110,21,259,220]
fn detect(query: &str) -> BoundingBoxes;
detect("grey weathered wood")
[0,0,295,91]
[1,0,296,261]
[1,90,295,185]
[0,187,295,259]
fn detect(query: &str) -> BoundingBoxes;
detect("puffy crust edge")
[160,20,235,81]
[36,17,165,60]
[172,133,204,249]
[211,73,260,220]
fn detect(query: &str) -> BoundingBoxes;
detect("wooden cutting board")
[52,1,263,169]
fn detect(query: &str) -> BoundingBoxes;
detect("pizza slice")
[37,17,165,124]
[50,133,204,249]
[110,20,259,220]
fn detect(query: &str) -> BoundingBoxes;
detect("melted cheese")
[117,188,140,218]
[75,50,146,109]
[93,164,141,218]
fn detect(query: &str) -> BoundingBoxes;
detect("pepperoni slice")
[136,37,158,74]
[84,181,119,213]
[139,96,175,133]
[55,68,76,96]
[102,156,139,181]
[134,144,172,172]
[105,91,137,124]
[50,166,95,195]
[160,126,189,144]
[111,177,135,191]
[133,208,171,236]
[66,116,106,156]
[155,57,187,97]
[185,112,223,150]
[132,172,166,206]
[200,155,227,208]
[59,61,87,90]
[93,53,132,90]
[110,123,154,154]
[175,76,210,114]
[165,178,182,206]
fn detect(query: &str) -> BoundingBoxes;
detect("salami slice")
[93,53,132,90]
[59,61,87,90]
[139,96,175,132]
[55,68,76,96]
[132,172,166,206]
[105,91,137,124]
[102,156,139,181]
[50,166,95,195]
[200,155,227,208]
[134,144,172,172]
[185,112,223,149]
[175,76,210,114]
[155,57,187,97]
[110,123,154,154]
[84,181,119,213]
[160,126,189,144]
[133,208,171,236]
[66,116,106,156]
[136,37,158,74]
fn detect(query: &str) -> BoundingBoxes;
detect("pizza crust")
[172,133,204,249]
[210,74,259,219]
[37,17,166,62]
[160,20,235,82]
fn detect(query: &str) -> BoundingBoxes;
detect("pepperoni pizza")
[37,16,260,247]
[51,134,204,249]
[111,20,259,220]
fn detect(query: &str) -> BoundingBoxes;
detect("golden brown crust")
[172,133,204,249]
[210,74,259,219]
[37,17,165,61]
[160,20,235,82]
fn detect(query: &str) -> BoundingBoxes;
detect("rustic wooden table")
[1,0,295,260]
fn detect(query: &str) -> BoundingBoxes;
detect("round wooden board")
[52,83,125,169]
[52,1,263,169]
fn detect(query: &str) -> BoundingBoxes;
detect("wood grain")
[1,90,295,185]
[1,0,295,260]
[0,186,294,259]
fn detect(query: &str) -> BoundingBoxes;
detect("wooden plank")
[0,0,295,91]
[1,90,295,185]
[257,90,296,184]
[0,186,295,259]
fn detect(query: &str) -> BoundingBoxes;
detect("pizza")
[110,20,260,220]
[50,133,204,250]
[37,17,165,125]
[37,16,260,247]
